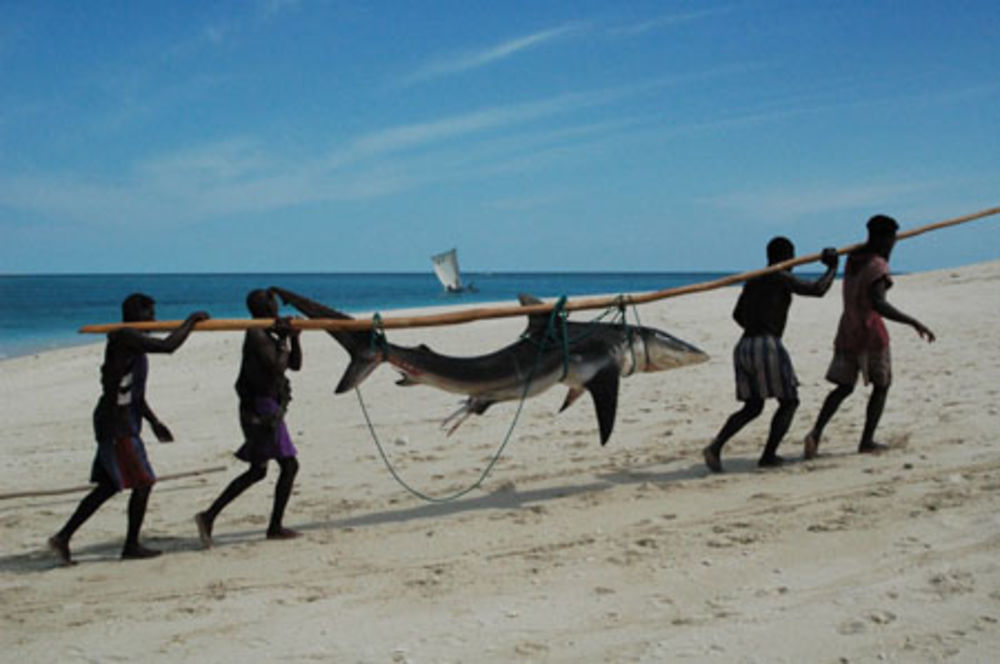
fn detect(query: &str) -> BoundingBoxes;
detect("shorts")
[825,348,892,387]
[733,335,799,401]
[91,435,156,490]
[235,397,298,465]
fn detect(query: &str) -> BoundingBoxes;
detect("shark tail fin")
[269,286,385,393]
[517,293,553,338]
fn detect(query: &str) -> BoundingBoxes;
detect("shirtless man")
[195,289,302,547]
[704,238,838,472]
[49,294,208,564]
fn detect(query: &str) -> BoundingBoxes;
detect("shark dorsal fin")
[518,293,551,337]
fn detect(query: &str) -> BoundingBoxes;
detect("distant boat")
[430,248,477,293]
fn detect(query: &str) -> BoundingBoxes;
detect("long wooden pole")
[79,205,1000,335]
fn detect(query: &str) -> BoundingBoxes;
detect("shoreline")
[2,260,998,661]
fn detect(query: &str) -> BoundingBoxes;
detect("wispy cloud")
[704,180,949,221]
[257,0,301,20]
[402,23,586,84]
[0,64,767,229]
[608,8,730,37]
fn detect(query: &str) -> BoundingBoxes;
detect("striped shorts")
[733,335,799,401]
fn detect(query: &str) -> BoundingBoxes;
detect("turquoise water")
[0,272,731,358]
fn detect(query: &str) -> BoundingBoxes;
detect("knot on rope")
[613,295,643,377]
[369,312,389,357]
[542,295,570,381]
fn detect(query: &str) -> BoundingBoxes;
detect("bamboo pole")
[0,465,227,501]
[79,204,1000,335]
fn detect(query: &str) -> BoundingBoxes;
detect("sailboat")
[430,248,477,293]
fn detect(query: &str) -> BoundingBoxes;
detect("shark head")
[633,327,709,373]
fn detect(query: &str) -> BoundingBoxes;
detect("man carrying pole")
[804,214,936,458]
[49,294,208,564]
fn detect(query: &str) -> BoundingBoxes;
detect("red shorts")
[825,348,892,388]
[91,435,156,490]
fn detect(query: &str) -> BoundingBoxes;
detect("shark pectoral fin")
[586,366,620,446]
[559,387,586,412]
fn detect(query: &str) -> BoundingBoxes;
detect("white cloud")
[704,181,948,221]
[608,8,730,37]
[403,23,585,84]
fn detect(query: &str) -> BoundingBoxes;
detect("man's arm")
[128,311,210,354]
[871,279,935,342]
[141,401,174,442]
[247,327,290,378]
[287,327,302,372]
[787,247,838,297]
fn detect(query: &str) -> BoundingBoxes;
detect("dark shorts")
[825,348,892,387]
[91,435,156,490]
[733,335,799,401]
[235,397,297,465]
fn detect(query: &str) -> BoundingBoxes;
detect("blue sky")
[2,0,998,274]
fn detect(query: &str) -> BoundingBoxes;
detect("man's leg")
[704,399,765,472]
[121,486,162,559]
[804,384,853,459]
[859,385,889,452]
[759,398,798,467]
[49,482,118,565]
[195,464,268,548]
[267,457,299,539]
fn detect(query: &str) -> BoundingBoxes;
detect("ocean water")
[0,272,731,359]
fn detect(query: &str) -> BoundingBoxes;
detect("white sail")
[431,248,463,291]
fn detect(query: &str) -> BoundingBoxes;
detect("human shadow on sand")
[0,449,851,572]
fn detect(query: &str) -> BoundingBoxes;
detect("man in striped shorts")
[703,238,838,472]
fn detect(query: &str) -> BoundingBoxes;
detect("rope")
[354,298,571,503]
[369,312,388,356]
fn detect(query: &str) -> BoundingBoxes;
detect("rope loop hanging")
[354,293,575,503]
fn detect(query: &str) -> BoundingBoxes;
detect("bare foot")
[194,512,213,549]
[121,544,162,560]
[266,527,300,541]
[757,454,785,468]
[858,441,889,455]
[803,432,820,460]
[703,445,723,473]
[48,535,75,566]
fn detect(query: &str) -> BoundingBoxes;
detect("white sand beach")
[1,261,999,663]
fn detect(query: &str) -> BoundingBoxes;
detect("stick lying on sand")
[79,205,999,335]
[0,466,227,501]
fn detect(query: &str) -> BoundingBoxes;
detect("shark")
[270,287,708,445]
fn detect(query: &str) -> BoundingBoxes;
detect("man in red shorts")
[49,294,208,564]
[804,215,935,458]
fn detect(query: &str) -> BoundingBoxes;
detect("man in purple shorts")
[195,289,302,547]
[804,215,935,458]
[49,294,209,565]
[703,237,838,472]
